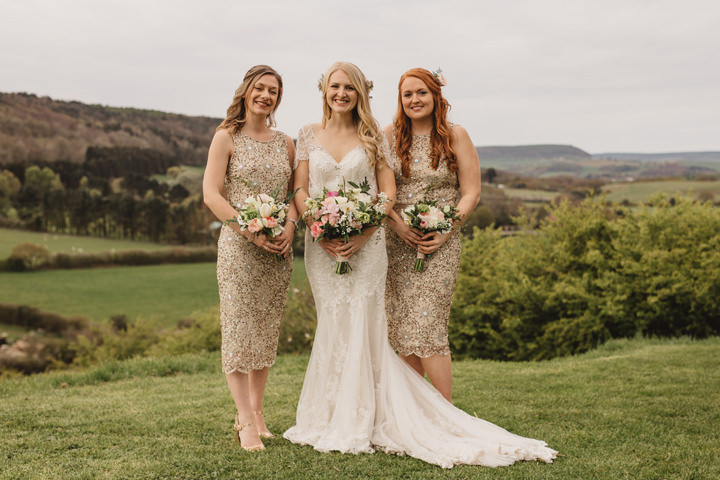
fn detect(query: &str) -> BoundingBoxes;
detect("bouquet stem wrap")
[334,254,352,275]
[414,250,427,272]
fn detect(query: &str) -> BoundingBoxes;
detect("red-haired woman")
[384,68,481,403]
[203,65,298,451]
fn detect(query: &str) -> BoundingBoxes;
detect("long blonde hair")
[217,65,283,134]
[319,61,385,166]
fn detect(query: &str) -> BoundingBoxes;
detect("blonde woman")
[284,62,556,468]
[203,65,298,451]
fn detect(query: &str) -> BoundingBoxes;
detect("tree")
[0,170,21,215]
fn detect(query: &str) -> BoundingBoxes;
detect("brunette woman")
[203,65,298,451]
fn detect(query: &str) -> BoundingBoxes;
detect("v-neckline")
[308,126,363,165]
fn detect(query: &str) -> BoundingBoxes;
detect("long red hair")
[393,68,457,178]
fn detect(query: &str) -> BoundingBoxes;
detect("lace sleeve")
[293,125,311,170]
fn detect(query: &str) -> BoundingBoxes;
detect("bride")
[284,61,557,468]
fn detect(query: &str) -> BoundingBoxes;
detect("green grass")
[501,188,558,202]
[1,337,718,479]
[0,228,166,259]
[0,258,308,326]
[0,323,28,342]
[602,180,720,203]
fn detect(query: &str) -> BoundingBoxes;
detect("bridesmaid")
[203,65,298,451]
[384,68,481,403]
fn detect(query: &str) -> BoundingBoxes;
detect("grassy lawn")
[1,337,718,479]
[602,179,720,203]
[0,228,167,259]
[0,258,308,326]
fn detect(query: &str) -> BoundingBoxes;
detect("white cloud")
[1,0,718,151]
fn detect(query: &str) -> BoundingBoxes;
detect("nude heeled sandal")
[253,410,275,439]
[234,415,265,451]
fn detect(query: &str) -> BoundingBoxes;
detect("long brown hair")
[217,65,283,134]
[319,61,385,167]
[393,68,457,177]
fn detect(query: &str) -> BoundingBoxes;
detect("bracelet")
[288,218,298,227]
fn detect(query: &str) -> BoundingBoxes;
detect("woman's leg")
[248,366,272,436]
[226,371,264,449]
[420,354,453,403]
[400,353,425,377]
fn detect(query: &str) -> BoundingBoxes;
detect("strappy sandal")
[253,410,275,439]
[234,415,265,451]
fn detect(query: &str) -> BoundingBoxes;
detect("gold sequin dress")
[385,132,461,358]
[217,130,293,374]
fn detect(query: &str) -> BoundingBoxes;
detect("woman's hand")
[336,228,376,259]
[318,237,343,258]
[269,223,295,257]
[389,220,423,248]
[416,230,453,255]
[250,232,283,254]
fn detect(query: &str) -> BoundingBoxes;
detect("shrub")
[449,195,720,360]
[7,243,52,271]
[279,285,317,354]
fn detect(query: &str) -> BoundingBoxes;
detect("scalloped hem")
[393,346,451,359]
[222,358,276,375]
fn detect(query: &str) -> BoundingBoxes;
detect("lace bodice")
[295,125,394,197]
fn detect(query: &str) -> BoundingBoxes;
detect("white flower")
[356,192,371,204]
[335,196,348,205]
[259,203,273,217]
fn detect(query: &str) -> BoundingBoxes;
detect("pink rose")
[247,218,263,233]
[327,191,339,197]
[263,216,277,228]
[327,212,340,226]
[420,220,428,229]
[310,221,324,238]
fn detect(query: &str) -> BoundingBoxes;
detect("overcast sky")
[2,0,719,153]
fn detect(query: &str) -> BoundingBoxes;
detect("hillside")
[476,144,591,161]
[0,92,220,166]
[594,151,720,163]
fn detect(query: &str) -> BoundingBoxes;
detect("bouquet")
[303,178,389,274]
[227,188,295,262]
[401,200,461,271]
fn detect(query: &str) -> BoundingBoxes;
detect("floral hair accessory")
[317,74,325,92]
[366,80,374,99]
[432,67,447,87]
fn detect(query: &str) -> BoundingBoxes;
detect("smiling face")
[325,69,358,115]
[400,76,435,122]
[245,73,280,117]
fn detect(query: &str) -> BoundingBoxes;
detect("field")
[602,179,720,203]
[0,258,307,327]
[1,337,718,479]
[0,227,166,259]
[501,188,558,202]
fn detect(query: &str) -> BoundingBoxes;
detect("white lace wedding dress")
[283,125,557,468]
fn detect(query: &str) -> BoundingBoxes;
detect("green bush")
[449,195,720,360]
[279,286,317,354]
[7,243,52,271]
